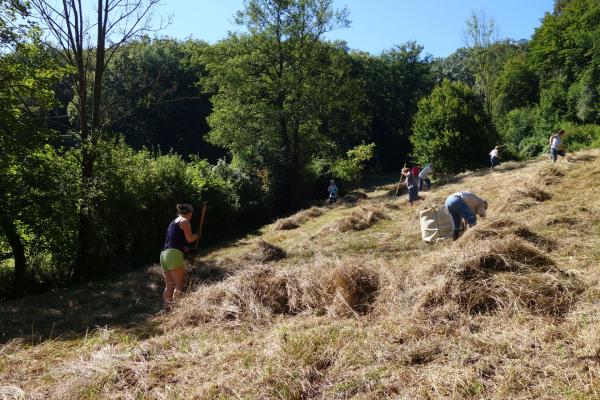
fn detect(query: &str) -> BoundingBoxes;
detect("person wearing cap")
[489,146,501,168]
[160,203,200,310]
[444,191,488,240]
[418,163,433,191]
[549,129,566,163]
[401,167,418,206]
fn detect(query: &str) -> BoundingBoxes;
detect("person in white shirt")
[418,163,433,191]
[549,129,566,163]
[489,146,501,168]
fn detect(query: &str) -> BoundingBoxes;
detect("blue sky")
[155,0,554,57]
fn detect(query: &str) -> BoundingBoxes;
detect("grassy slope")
[2,150,600,399]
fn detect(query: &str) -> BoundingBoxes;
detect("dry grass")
[324,205,389,233]
[3,149,600,399]
[537,164,565,185]
[419,236,583,316]
[342,190,368,203]
[162,258,380,327]
[460,217,555,250]
[244,240,287,262]
[274,207,325,231]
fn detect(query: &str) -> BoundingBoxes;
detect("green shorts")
[160,248,184,272]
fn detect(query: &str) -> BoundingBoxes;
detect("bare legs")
[162,267,185,310]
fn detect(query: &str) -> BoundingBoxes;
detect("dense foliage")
[411,80,496,173]
[2,0,600,296]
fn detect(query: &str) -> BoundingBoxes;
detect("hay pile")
[163,260,380,326]
[419,236,582,316]
[274,207,324,230]
[460,218,555,251]
[501,184,552,212]
[342,190,368,203]
[518,184,552,202]
[325,263,380,316]
[537,165,565,185]
[327,205,389,232]
[274,218,300,230]
[245,240,287,263]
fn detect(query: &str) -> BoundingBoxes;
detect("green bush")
[411,80,497,174]
[561,123,600,151]
[0,140,271,296]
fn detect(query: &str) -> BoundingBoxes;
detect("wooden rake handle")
[194,202,208,250]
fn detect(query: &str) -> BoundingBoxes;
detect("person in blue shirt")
[328,180,339,204]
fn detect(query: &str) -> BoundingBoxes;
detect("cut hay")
[163,260,380,326]
[274,207,324,230]
[343,190,368,203]
[383,201,400,210]
[420,237,582,316]
[460,218,555,251]
[517,184,552,202]
[501,185,552,211]
[274,218,301,230]
[569,153,596,162]
[325,263,380,316]
[301,206,323,219]
[537,165,565,185]
[326,205,389,233]
[164,266,295,325]
[245,240,287,262]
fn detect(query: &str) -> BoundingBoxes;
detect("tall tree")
[530,0,600,124]
[464,11,500,118]
[203,0,366,208]
[352,42,433,171]
[30,0,164,278]
[1,1,64,295]
[102,38,220,159]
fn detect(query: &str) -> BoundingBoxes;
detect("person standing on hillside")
[418,163,433,191]
[444,191,488,240]
[160,204,199,311]
[401,167,418,206]
[549,129,566,163]
[328,180,339,204]
[489,146,501,168]
[411,164,421,182]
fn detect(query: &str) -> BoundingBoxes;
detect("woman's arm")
[179,219,198,243]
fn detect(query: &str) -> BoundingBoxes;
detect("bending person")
[418,163,433,191]
[444,191,488,240]
[160,203,200,310]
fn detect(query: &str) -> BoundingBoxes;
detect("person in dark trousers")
[549,129,566,163]
[418,163,433,191]
[159,204,199,310]
[401,167,418,206]
[328,180,339,204]
[489,146,501,168]
[444,192,488,240]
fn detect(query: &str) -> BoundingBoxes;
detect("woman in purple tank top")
[159,204,199,310]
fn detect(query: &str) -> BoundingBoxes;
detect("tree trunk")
[74,155,94,280]
[0,212,26,296]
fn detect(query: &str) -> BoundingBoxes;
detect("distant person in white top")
[489,146,501,168]
[418,163,433,191]
[549,129,566,163]
[444,191,488,240]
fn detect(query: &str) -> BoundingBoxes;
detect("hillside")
[2,150,600,399]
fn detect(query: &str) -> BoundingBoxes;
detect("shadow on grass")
[0,258,230,344]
